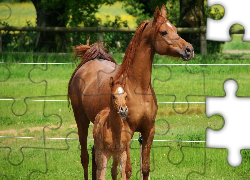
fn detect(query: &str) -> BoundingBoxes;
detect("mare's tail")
[67,43,117,108]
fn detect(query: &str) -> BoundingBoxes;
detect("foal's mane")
[115,20,150,79]
[68,44,116,106]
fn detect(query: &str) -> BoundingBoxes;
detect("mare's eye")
[125,95,128,99]
[112,96,116,99]
[161,31,168,36]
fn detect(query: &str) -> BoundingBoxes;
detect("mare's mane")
[68,20,150,106]
[115,20,150,79]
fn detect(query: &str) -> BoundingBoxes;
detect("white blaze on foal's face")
[118,87,124,94]
[112,85,128,117]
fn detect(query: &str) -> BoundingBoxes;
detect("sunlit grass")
[0,2,36,26]
[95,2,137,28]
[1,53,250,178]
[0,2,137,28]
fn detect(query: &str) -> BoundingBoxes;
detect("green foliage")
[0,20,36,51]
[38,0,116,28]
[123,0,180,26]
[102,15,133,52]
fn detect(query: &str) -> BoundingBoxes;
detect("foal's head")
[109,77,128,119]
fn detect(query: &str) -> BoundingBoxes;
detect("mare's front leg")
[125,139,132,179]
[141,127,155,180]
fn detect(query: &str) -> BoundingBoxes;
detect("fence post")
[98,26,104,47]
[0,25,2,53]
[200,26,207,56]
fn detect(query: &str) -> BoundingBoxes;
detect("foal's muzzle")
[119,106,128,117]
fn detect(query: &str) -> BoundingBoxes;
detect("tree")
[31,0,114,51]
[179,0,205,53]
[123,0,180,26]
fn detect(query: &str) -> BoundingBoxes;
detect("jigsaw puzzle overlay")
[1,1,250,179]
[207,0,250,41]
[206,79,250,167]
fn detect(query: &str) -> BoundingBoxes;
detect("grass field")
[1,52,250,179]
[1,1,250,179]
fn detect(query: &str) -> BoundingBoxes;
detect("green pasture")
[1,53,250,179]
[1,1,250,179]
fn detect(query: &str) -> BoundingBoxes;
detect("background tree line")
[0,0,224,54]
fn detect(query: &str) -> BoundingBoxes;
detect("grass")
[0,2,36,27]
[1,1,250,179]
[1,53,250,179]
[222,34,250,50]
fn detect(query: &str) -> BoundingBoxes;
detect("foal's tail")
[67,43,117,108]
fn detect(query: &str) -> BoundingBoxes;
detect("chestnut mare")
[93,77,130,180]
[68,5,194,180]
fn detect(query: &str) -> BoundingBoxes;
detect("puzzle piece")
[190,148,250,179]
[3,1,250,179]
[0,95,63,178]
[206,79,250,167]
[0,3,12,21]
[148,145,206,179]
[0,62,48,116]
[207,0,250,41]
[152,64,205,114]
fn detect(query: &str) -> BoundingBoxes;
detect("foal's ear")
[154,6,160,20]
[161,4,167,18]
[109,77,114,88]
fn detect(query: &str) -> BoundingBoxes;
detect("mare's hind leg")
[92,146,97,180]
[74,110,90,180]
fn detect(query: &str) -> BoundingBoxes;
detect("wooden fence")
[0,26,245,55]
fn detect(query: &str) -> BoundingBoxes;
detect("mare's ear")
[154,6,160,21]
[161,4,167,18]
[109,77,114,88]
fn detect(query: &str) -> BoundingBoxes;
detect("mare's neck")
[126,41,155,92]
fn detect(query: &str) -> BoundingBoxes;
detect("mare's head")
[142,4,194,60]
[109,77,128,119]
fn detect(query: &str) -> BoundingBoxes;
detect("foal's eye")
[112,96,116,99]
[161,31,168,36]
[125,95,128,99]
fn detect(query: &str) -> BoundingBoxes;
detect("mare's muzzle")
[182,45,194,61]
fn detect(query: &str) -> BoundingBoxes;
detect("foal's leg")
[111,155,119,180]
[96,150,110,180]
[120,150,128,180]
